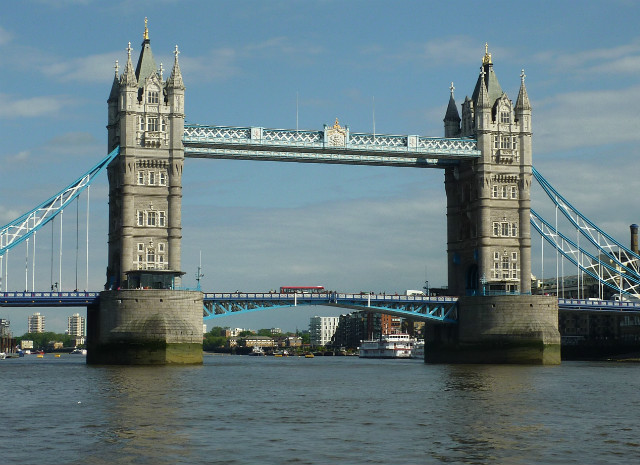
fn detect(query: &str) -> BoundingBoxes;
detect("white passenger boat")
[358,334,415,359]
[411,340,425,359]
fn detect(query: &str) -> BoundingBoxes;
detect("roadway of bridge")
[2,292,639,320]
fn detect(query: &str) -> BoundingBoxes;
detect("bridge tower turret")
[105,20,185,290]
[432,45,559,364]
[444,45,532,297]
[89,20,202,365]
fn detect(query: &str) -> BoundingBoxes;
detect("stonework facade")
[444,46,532,297]
[106,26,185,289]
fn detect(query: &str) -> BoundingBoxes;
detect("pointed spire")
[444,82,461,123]
[472,43,503,108]
[135,18,158,87]
[477,66,490,109]
[120,41,138,87]
[515,68,531,111]
[108,60,120,101]
[166,44,185,89]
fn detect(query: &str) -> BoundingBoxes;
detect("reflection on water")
[87,366,200,464]
[1,356,639,465]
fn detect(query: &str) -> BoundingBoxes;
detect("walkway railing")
[183,124,480,168]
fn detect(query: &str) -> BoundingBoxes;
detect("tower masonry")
[106,20,185,291]
[444,45,532,297]
[429,45,560,364]
[88,22,202,365]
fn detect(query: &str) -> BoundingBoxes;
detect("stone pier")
[425,295,560,364]
[87,290,203,365]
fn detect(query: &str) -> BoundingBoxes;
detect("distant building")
[28,312,45,333]
[241,336,275,348]
[0,319,10,337]
[67,313,86,337]
[309,316,339,347]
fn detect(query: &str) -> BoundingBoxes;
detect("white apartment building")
[309,316,339,347]
[28,312,45,333]
[67,313,86,337]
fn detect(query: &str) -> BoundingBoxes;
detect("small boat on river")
[359,334,415,359]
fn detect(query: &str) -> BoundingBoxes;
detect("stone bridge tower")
[428,46,560,364]
[444,45,532,297]
[105,20,185,290]
[88,21,203,365]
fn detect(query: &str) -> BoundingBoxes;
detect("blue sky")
[3,0,640,334]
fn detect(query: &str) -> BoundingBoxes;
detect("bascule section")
[430,46,560,364]
[88,21,203,365]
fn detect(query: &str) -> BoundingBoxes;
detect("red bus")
[279,286,325,294]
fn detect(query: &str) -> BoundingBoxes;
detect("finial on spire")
[174,45,180,61]
[520,68,526,84]
[449,82,455,97]
[114,60,119,77]
[144,17,149,40]
[482,42,492,65]
[159,62,164,80]
[126,42,132,59]
[333,117,341,129]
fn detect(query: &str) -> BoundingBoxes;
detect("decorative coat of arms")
[326,118,347,146]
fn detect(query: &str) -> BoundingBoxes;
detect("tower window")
[500,111,510,123]
[147,211,157,227]
[147,117,159,132]
[511,186,518,199]
[137,211,144,227]
[159,172,167,186]
[159,211,166,227]
[148,171,156,185]
[137,171,145,185]
[492,185,498,198]
[147,91,159,104]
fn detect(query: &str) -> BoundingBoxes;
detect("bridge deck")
[183,125,480,168]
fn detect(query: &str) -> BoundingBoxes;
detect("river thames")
[1,355,638,464]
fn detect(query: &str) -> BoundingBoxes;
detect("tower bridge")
[5,25,640,364]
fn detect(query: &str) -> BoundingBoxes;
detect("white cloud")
[0,205,21,224]
[0,93,68,118]
[40,52,121,84]
[534,85,640,153]
[535,39,640,76]
[0,26,13,46]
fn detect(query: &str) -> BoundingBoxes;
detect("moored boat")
[249,346,265,356]
[411,340,425,359]
[359,333,415,359]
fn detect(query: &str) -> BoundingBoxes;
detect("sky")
[2,0,640,335]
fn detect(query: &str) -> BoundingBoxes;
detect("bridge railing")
[558,298,640,310]
[183,124,481,159]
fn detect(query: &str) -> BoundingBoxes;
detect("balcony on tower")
[125,269,185,290]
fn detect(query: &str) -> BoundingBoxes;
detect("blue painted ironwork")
[558,297,640,313]
[530,208,640,297]
[183,124,479,167]
[202,292,458,323]
[532,167,640,279]
[0,291,99,307]
[0,147,119,257]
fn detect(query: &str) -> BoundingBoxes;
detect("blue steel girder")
[183,124,480,168]
[0,147,119,257]
[530,208,640,298]
[532,167,640,280]
[0,291,100,307]
[203,293,458,324]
